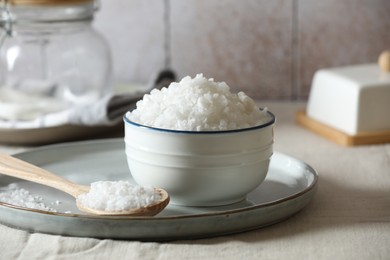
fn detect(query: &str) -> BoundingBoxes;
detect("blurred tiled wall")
[94,0,390,100]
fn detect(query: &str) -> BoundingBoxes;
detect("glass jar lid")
[5,0,93,6]
[1,0,97,24]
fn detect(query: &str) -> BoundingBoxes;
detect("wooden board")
[295,111,390,146]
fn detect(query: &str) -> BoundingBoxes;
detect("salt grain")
[0,183,56,212]
[76,181,161,212]
[127,73,270,131]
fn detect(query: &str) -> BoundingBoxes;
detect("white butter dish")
[307,63,390,135]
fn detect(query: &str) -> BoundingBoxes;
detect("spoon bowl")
[0,153,169,216]
[76,187,169,216]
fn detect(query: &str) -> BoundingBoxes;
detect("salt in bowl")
[123,110,275,206]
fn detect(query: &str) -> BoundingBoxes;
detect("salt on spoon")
[0,153,169,216]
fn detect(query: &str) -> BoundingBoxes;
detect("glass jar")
[0,0,111,122]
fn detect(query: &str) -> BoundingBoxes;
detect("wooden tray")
[296,111,390,146]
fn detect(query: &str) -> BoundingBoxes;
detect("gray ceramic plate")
[0,123,123,145]
[0,139,318,241]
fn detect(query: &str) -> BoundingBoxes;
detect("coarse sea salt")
[127,73,269,131]
[0,183,56,212]
[76,181,161,212]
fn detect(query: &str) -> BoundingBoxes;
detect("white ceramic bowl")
[123,110,275,206]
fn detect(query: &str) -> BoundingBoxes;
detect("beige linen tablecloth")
[0,101,389,260]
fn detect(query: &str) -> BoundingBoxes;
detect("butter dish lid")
[317,63,390,89]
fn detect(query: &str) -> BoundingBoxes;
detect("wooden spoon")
[0,153,169,216]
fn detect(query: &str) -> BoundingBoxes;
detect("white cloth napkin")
[0,70,176,129]
[0,90,142,129]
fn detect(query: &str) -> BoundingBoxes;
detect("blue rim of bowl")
[123,109,275,134]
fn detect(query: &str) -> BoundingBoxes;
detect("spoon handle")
[0,153,88,197]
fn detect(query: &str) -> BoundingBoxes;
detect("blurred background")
[94,0,390,100]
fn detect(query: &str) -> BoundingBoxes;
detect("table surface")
[0,101,389,260]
